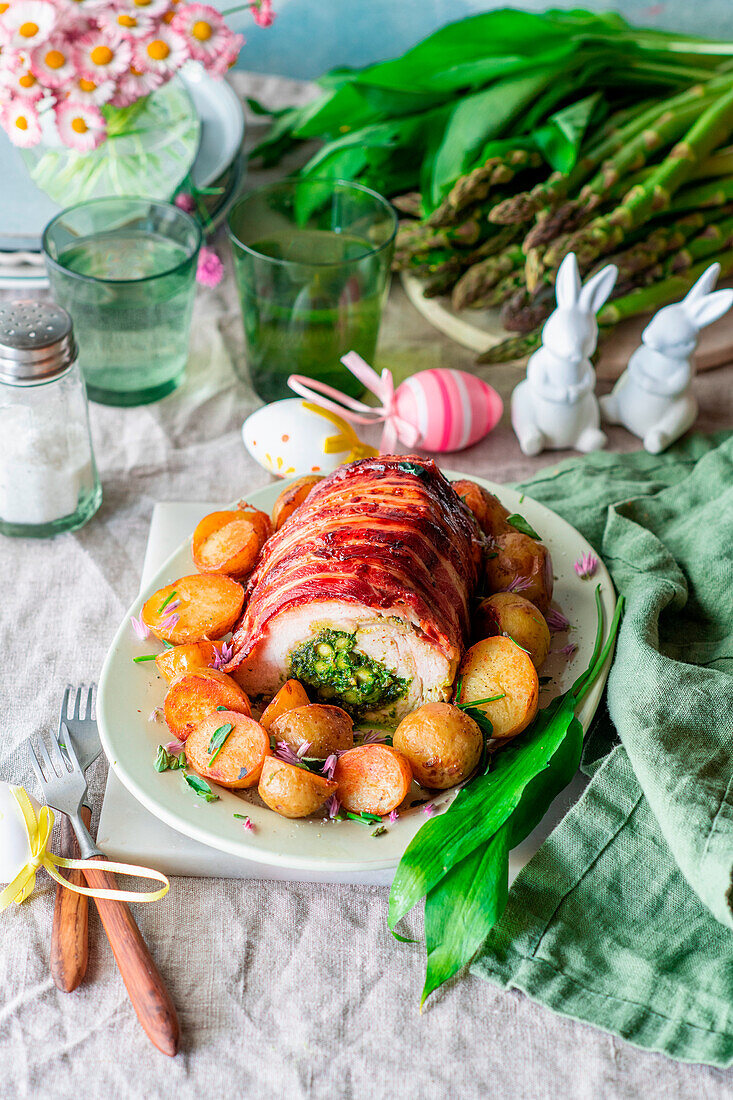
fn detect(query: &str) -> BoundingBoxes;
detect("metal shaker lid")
[0,300,78,385]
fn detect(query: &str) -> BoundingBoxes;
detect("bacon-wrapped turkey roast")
[224,456,483,721]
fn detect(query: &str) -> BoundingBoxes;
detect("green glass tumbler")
[227,178,397,402]
[42,197,201,406]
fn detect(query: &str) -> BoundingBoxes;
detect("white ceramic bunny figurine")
[511,253,618,456]
[600,262,733,454]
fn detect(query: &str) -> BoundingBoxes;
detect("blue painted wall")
[226,1,733,80]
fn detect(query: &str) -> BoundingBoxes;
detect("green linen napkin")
[473,432,733,1067]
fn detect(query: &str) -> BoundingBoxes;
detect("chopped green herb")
[372,826,387,837]
[345,810,382,826]
[506,634,531,654]
[133,654,158,663]
[486,551,498,559]
[518,493,525,503]
[154,745,186,772]
[456,694,505,708]
[233,813,247,820]
[397,460,429,481]
[183,773,218,802]
[216,705,229,711]
[461,707,494,739]
[158,590,177,614]
[162,640,174,649]
[207,722,233,765]
[454,675,463,704]
[506,513,540,540]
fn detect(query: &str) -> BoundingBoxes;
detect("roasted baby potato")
[271,476,322,531]
[452,480,511,537]
[485,531,553,614]
[394,702,482,789]
[270,704,354,759]
[192,511,262,578]
[258,756,336,818]
[458,636,539,741]
[164,668,251,741]
[185,710,269,789]
[142,574,245,644]
[259,679,311,732]
[155,640,224,684]
[235,502,273,546]
[334,745,413,816]
[473,592,551,669]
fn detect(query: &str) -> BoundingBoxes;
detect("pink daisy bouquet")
[0,0,273,151]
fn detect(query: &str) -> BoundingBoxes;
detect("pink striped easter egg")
[393,369,502,452]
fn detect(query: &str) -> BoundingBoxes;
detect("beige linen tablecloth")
[1,73,733,1099]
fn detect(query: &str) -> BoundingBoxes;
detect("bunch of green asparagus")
[395,75,733,361]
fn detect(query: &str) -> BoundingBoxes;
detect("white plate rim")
[97,471,617,873]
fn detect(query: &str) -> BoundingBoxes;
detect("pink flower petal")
[388,809,399,823]
[130,614,150,640]
[165,738,184,754]
[196,246,223,288]
[574,552,598,580]
[326,794,340,819]
[545,608,570,633]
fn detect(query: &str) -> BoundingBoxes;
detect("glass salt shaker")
[0,300,102,537]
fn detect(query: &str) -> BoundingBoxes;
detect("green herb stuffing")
[289,629,410,716]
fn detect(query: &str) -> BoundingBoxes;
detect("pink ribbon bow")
[288,352,421,453]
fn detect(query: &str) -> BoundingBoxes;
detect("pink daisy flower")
[133,27,188,75]
[171,3,229,64]
[97,8,154,42]
[2,99,42,145]
[196,246,223,288]
[207,32,243,78]
[54,99,106,151]
[63,74,116,105]
[30,34,76,87]
[174,191,195,213]
[251,0,274,28]
[1,1,57,51]
[0,57,45,101]
[115,0,170,16]
[109,65,162,106]
[75,29,131,82]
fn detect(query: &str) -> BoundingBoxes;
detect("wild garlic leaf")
[506,513,541,539]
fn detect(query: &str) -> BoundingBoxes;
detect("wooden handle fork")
[82,859,180,1057]
[51,806,91,993]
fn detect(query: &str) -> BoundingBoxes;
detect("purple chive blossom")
[149,707,164,723]
[388,809,399,823]
[422,803,436,816]
[130,615,150,640]
[360,730,390,745]
[506,574,533,594]
[326,794,341,819]
[322,754,338,779]
[212,640,233,669]
[574,552,598,580]
[296,741,312,759]
[165,738,185,754]
[275,741,311,765]
[557,643,578,659]
[545,608,570,633]
[159,612,180,631]
[242,816,255,832]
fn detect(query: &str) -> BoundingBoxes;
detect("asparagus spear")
[663,215,733,273]
[451,245,525,309]
[428,149,542,228]
[477,331,542,363]
[558,86,733,271]
[666,176,733,213]
[598,248,733,324]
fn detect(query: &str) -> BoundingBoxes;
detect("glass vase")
[21,78,201,208]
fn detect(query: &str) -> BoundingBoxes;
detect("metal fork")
[26,726,180,1057]
[49,685,100,994]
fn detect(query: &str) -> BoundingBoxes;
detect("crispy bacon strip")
[225,457,482,670]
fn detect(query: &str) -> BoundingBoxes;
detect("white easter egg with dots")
[242,399,377,479]
[0,782,39,886]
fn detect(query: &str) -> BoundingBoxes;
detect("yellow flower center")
[78,77,96,92]
[19,21,39,37]
[147,39,170,60]
[118,14,136,27]
[45,49,66,69]
[162,10,174,22]
[130,66,144,76]
[134,0,153,6]
[90,45,113,66]
[71,117,88,134]
[19,72,36,88]
[15,116,28,131]
[0,3,10,12]
[192,20,213,41]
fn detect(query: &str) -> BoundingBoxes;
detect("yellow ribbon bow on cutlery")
[0,786,169,911]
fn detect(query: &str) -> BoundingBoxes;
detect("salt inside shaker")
[0,300,101,537]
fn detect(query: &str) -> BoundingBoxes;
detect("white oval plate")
[97,472,616,874]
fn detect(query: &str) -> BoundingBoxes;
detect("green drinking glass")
[227,178,397,402]
[42,197,201,406]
